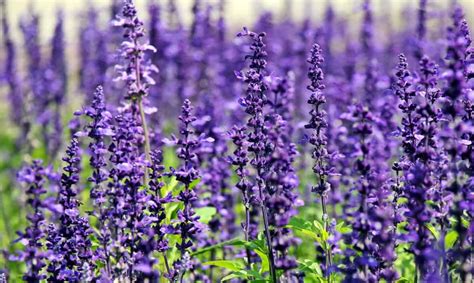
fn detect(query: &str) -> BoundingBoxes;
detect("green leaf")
[445,230,458,249]
[254,248,269,273]
[165,202,182,222]
[461,217,469,228]
[298,259,323,275]
[289,217,313,230]
[195,207,217,224]
[221,273,243,281]
[221,270,265,282]
[192,238,248,256]
[425,223,439,240]
[336,221,352,234]
[203,260,246,272]
[189,178,201,189]
[163,177,179,195]
[287,218,319,241]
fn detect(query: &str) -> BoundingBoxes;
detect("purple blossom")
[168,99,205,281]
[46,137,94,281]
[114,0,158,101]
[14,160,50,282]
[76,85,114,275]
[236,27,278,282]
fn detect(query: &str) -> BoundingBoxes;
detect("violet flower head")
[235,27,271,202]
[46,137,94,282]
[236,27,279,282]
[49,10,67,106]
[76,86,114,273]
[20,12,43,116]
[114,0,158,100]
[147,149,171,254]
[46,10,67,158]
[79,86,113,204]
[393,53,418,159]
[167,99,206,280]
[14,160,50,282]
[305,44,332,196]
[403,162,438,279]
[79,5,108,100]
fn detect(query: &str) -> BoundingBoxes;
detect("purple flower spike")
[46,137,94,282]
[14,160,50,282]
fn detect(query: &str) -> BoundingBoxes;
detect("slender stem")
[244,205,252,270]
[133,38,151,185]
[163,253,172,280]
[210,249,215,281]
[321,195,332,275]
[260,202,278,283]
[414,266,419,283]
[138,97,151,183]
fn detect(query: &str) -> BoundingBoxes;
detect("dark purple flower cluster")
[46,137,94,282]
[13,160,51,282]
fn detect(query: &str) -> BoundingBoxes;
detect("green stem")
[321,195,332,278]
[138,97,151,184]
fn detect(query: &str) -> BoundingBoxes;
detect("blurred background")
[3,0,474,42]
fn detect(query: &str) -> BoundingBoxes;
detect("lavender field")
[0,0,473,282]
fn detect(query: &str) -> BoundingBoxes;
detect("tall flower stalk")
[14,161,50,282]
[114,0,158,183]
[236,27,277,282]
[166,99,210,282]
[229,125,253,268]
[305,44,336,278]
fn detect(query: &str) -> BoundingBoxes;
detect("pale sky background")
[3,0,473,42]
[2,0,473,79]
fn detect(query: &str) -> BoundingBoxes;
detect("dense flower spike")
[167,99,209,281]
[415,0,427,59]
[46,137,94,281]
[115,0,158,184]
[236,27,279,282]
[77,85,114,275]
[14,160,50,282]
[305,43,341,278]
[114,0,157,100]
[393,54,418,158]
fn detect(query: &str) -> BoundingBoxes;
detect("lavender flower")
[114,0,158,183]
[140,149,172,280]
[236,27,278,281]
[14,160,50,282]
[393,54,418,158]
[360,0,374,58]
[46,137,94,282]
[114,0,157,101]
[76,86,114,275]
[167,99,205,281]
[228,125,254,266]
[305,43,338,277]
